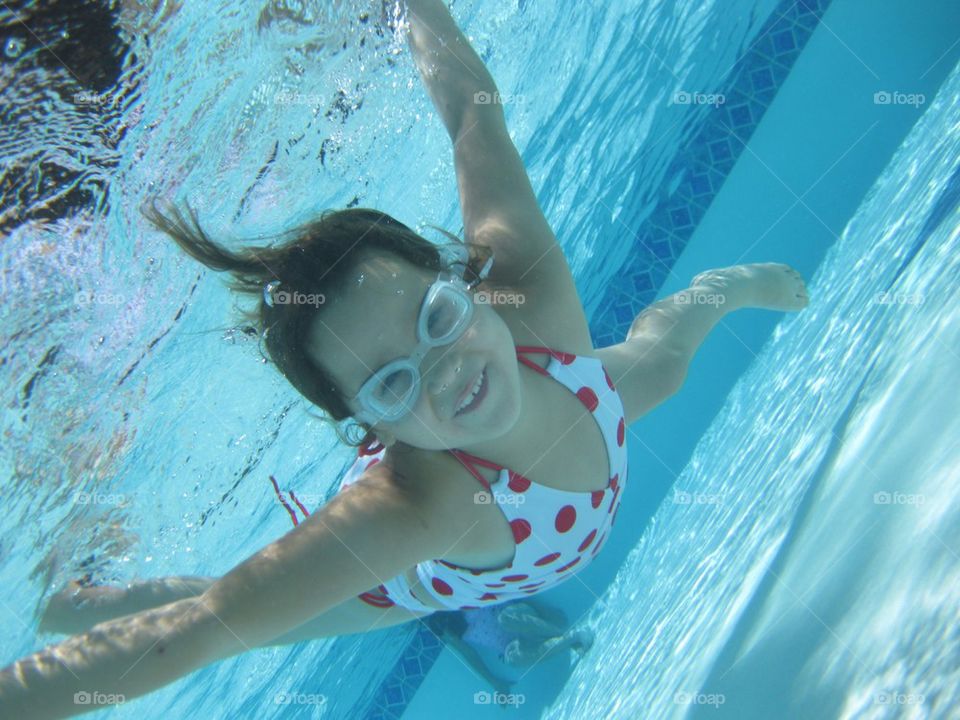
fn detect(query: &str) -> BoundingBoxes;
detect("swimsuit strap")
[448,449,498,491]
[447,345,573,488]
[514,344,555,376]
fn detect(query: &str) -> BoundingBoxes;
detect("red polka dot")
[438,560,461,569]
[591,490,604,509]
[485,583,506,588]
[368,458,380,467]
[603,367,615,390]
[431,578,453,596]
[511,518,531,544]
[555,505,577,533]
[608,486,620,513]
[462,605,480,610]
[502,574,529,582]
[535,552,561,566]
[617,417,625,446]
[524,588,540,594]
[609,473,619,492]
[592,533,606,555]
[576,387,599,412]
[551,351,575,364]
[519,581,544,590]
[612,504,620,526]
[480,593,499,601]
[469,569,484,576]
[507,471,531,493]
[578,529,597,552]
[556,557,581,573]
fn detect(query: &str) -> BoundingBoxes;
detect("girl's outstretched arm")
[402,0,580,302]
[598,263,809,425]
[403,0,497,143]
[0,470,452,718]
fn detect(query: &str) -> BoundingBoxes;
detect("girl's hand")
[691,262,809,312]
[37,579,123,635]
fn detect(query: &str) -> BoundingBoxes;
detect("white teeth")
[456,372,484,413]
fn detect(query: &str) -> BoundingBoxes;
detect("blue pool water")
[1,1,958,719]
[549,60,960,720]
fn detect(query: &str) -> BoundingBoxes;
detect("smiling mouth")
[454,367,488,416]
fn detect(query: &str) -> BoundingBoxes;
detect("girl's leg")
[502,635,575,668]
[497,603,566,639]
[502,629,594,668]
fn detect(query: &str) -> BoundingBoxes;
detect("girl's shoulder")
[479,273,595,356]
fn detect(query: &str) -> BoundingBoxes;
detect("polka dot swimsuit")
[340,345,628,612]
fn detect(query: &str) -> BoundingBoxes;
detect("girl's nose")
[426,358,464,397]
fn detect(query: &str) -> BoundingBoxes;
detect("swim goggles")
[351,248,494,425]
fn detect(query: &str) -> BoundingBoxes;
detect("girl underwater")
[0,0,808,716]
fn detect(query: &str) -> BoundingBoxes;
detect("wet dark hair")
[141,200,492,449]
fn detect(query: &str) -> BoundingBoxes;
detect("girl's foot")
[569,628,594,657]
[691,262,809,312]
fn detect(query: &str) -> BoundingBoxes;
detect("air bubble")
[4,37,25,59]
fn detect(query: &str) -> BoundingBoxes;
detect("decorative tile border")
[589,0,833,349]
[355,1,833,717]
[364,625,443,720]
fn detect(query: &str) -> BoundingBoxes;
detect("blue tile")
[614,304,635,324]
[669,207,692,229]
[750,66,774,91]
[401,657,421,677]
[709,139,733,162]
[729,104,752,127]
[689,173,712,196]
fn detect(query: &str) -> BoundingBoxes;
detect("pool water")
[548,59,960,720]
[1,1,958,719]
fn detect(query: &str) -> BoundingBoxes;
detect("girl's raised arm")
[403,0,579,301]
[0,471,449,718]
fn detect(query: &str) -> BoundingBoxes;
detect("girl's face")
[307,252,522,450]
